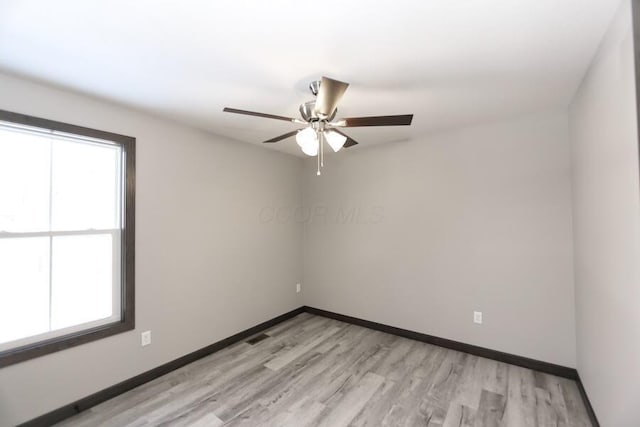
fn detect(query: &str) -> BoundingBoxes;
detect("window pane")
[0,237,50,345]
[51,139,121,231]
[0,128,50,232]
[51,234,116,330]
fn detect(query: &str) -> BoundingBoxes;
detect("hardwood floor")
[56,313,592,426]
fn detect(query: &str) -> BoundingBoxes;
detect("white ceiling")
[0,0,621,156]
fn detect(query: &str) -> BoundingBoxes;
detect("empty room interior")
[1,0,639,426]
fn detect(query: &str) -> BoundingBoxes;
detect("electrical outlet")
[473,311,483,324]
[296,283,301,293]
[141,330,151,346]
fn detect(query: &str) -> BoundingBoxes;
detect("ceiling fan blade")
[314,77,349,118]
[338,114,413,127]
[223,107,298,123]
[263,129,301,143]
[332,129,359,148]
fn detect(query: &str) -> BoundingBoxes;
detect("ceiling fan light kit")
[296,127,318,156]
[324,130,347,152]
[224,76,413,175]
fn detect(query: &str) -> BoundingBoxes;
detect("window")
[0,110,135,367]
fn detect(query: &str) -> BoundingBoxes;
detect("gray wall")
[569,1,640,425]
[303,110,576,367]
[0,72,304,426]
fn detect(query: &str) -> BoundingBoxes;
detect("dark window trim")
[0,109,135,368]
[633,0,640,193]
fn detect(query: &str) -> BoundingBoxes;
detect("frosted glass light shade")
[324,130,347,152]
[296,127,318,156]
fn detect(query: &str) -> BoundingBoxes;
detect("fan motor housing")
[299,100,336,122]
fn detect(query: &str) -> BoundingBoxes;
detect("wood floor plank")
[560,378,592,427]
[160,411,224,427]
[500,365,538,427]
[535,371,571,427]
[244,326,378,423]
[348,377,399,427]
[275,399,326,427]
[55,314,593,427]
[449,354,483,410]
[442,403,476,427]
[314,330,395,406]
[315,371,385,427]
[216,322,357,421]
[264,326,341,371]
[416,350,468,425]
[350,342,438,426]
[215,349,328,420]
[260,397,326,427]
[474,389,506,427]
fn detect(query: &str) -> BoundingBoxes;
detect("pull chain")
[320,131,324,167]
[317,131,321,176]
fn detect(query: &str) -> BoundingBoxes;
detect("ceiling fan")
[223,76,413,175]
